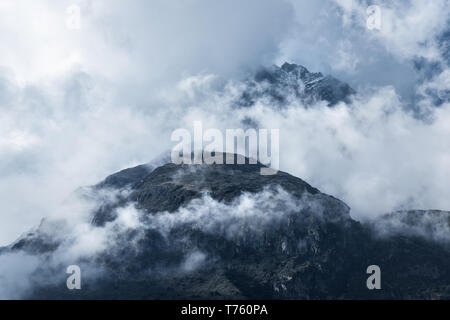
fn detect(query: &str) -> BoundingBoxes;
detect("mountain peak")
[4,155,450,299]
[239,62,355,107]
[280,62,313,76]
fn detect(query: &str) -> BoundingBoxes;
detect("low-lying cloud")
[0,186,328,299]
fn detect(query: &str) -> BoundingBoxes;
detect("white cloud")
[0,186,328,298]
[0,0,449,245]
[0,252,40,299]
[0,0,297,245]
[162,75,450,219]
[352,1,447,60]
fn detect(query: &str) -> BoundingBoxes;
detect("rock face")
[4,156,450,300]
[238,62,355,107]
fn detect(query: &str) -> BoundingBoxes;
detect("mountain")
[1,64,448,300]
[4,154,450,299]
[237,62,355,107]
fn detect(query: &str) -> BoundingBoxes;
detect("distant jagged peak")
[239,62,355,107]
[279,62,324,82]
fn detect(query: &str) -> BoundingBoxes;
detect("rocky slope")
[3,155,450,299]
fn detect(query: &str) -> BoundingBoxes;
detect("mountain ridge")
[3,155,450,299]
[238,62,355,107]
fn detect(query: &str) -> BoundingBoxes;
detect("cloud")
[0,69,173,244]
[335,0,449,61]
[0,0,448,255]
[0,0,295,85]
[0,252,40,299]
[0,0,297,245]
[3,61,449,248]
[371,210,450,244]
[1,0,449,300]
[159,69,450,219]
[279,0,450,100]
[144,187,332,238]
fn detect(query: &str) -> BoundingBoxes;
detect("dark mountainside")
[4,156,450,299]
[2,64,450,299]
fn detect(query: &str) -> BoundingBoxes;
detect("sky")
[0,0,449,246]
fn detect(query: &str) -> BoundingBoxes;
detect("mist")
[0,0,449,249]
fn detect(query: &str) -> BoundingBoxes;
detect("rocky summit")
[237,62,355,107]
[4,155,450,299]
[1,65,448,300]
